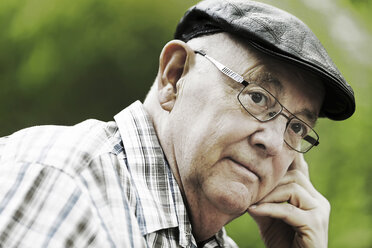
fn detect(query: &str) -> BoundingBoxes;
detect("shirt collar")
[114,101,196,247]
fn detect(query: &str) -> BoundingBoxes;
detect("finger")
[248,202,330,248]
[288,153,309,178]
[248,202,307,228]
[246,213,272,233]
[258,183,317,210]
[278,169,319,198]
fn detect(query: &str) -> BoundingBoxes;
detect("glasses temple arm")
[194,50,247,85]
[304,135,319,146]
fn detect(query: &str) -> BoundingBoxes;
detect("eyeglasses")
[194,50,319,153]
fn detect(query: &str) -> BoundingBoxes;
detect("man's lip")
[229,157,261,181]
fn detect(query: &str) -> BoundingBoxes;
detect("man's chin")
[210,184,255,216]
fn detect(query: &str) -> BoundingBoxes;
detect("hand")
[247,154,330,248]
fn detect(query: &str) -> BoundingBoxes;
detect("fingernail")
[249,204,257,209]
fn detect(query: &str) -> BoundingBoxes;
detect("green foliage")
[1,0,371,247]
[0,0,197,134]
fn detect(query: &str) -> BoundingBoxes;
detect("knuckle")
[287,203,297,213]
[317,194,331,212]
[312,211,329,231]
[291,169,302,178]
[288,169,306,182]
[323,199,331,213]
[312,214,323,228]
[310,200,331,229]
[288,182,301,192]
[282,204,297,222]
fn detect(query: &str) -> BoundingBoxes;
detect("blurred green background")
[1,0,371,247]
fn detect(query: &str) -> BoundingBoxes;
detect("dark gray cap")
[174,0,355,120]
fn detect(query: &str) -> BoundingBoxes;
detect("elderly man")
[0,0,355,247]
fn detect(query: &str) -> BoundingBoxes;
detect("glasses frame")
[194,50,319,153]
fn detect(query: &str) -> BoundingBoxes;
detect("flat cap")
[175,0,355,120]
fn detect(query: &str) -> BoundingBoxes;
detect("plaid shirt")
[0,101,238,248]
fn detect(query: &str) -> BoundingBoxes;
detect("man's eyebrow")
[248,72,284,93]
[295,108,318,126]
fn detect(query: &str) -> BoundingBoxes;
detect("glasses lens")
[284,118,319,153]
[238,83,282,121]
[237,83,318,153]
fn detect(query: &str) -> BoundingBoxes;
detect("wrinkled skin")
[248,154,330,248]
[145,33,330,247]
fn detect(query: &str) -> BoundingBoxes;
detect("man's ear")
[157,40,193,112]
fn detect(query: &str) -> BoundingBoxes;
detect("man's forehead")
[248,71,284,93]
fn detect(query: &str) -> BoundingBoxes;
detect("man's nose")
[249,116,288,156]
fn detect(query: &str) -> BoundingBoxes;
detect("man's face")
[166,35,324,220]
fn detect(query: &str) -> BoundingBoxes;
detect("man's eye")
[290,122,307,136]
[249,92,267,107]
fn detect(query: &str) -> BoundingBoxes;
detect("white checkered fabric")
[0,101,238,248]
